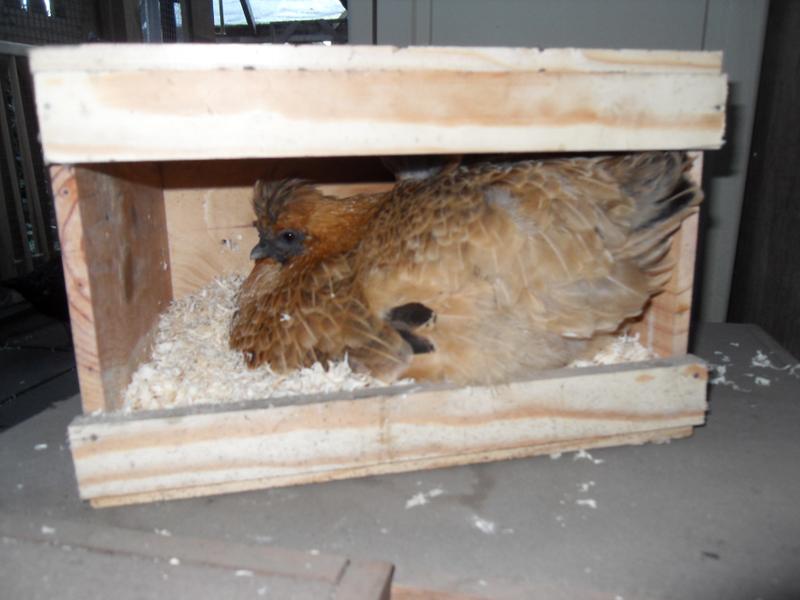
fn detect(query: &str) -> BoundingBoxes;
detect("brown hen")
[230,152,700,384]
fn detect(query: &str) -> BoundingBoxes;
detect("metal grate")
[0,0,100,45]
[0,46,57,279]
[0,1,102,279]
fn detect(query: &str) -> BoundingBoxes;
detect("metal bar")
[218,0,225,34]
[0,57,32,272]
[239,0,257,35]
[0,158,17,279]
[276,21,298,44]
[177,0,189,42]
[0,42,32,58]
[8,56,49,261]
[140,0,164,42]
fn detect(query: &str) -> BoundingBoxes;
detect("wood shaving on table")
[123,274,655,412]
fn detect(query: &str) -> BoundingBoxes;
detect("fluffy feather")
[230,152,700,384]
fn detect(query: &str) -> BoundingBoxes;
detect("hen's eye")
[281,231,296,243]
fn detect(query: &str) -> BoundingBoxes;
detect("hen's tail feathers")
[610,152,701,288]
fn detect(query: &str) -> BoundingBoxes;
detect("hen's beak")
[250,238,278,261]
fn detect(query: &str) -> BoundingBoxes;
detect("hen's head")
[250,179,382,265]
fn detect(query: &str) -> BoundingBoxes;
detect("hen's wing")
[354,152,697,381]
[229,254,411,380]
[493,152,699,337]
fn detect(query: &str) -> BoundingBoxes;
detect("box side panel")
[52,165,103,413]
[53,165,172,412]
[68,357,707,506]
[630,152,702,356]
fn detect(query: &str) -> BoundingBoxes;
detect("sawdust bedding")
[122,274,653,412]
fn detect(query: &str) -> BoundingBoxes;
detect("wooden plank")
[68,356,707,507]
[630,152,702,356]
[29,45,726,163]
[391,587,485,600]
[29,45,723,74]
[0,512,394,600]
[335,560,394,600]
[51,165,173,413]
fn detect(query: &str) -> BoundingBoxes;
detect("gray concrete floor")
[1,305,799,599]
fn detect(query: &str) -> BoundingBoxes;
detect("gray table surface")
[1,321,798,599]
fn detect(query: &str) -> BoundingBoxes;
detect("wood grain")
[391,587,486,600]
[29,44,723,74]
[30,45,726,163]
[52,165,173,412]
[68,356,707,507]
[630,152,703,356]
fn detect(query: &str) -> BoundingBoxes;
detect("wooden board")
[0,512,393,600]
[52,165,173,413]
[629,152,703,356]
[30,45,726,163]
[68,355,707,507]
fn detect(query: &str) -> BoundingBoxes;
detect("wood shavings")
[573,449,605,464]
[568,333,654,367]
[123,275,657,412]
[471,515,497,534]
[123,274,386,412]
[405,488,444,509]
[751,349,800,378]
[707,347,799,394]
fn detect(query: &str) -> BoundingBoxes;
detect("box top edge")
[30,44,723,75]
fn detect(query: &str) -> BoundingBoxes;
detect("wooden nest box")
[30,45,726,507]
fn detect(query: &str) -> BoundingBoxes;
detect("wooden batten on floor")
[68,356,707,507]
[0,513,393,599]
